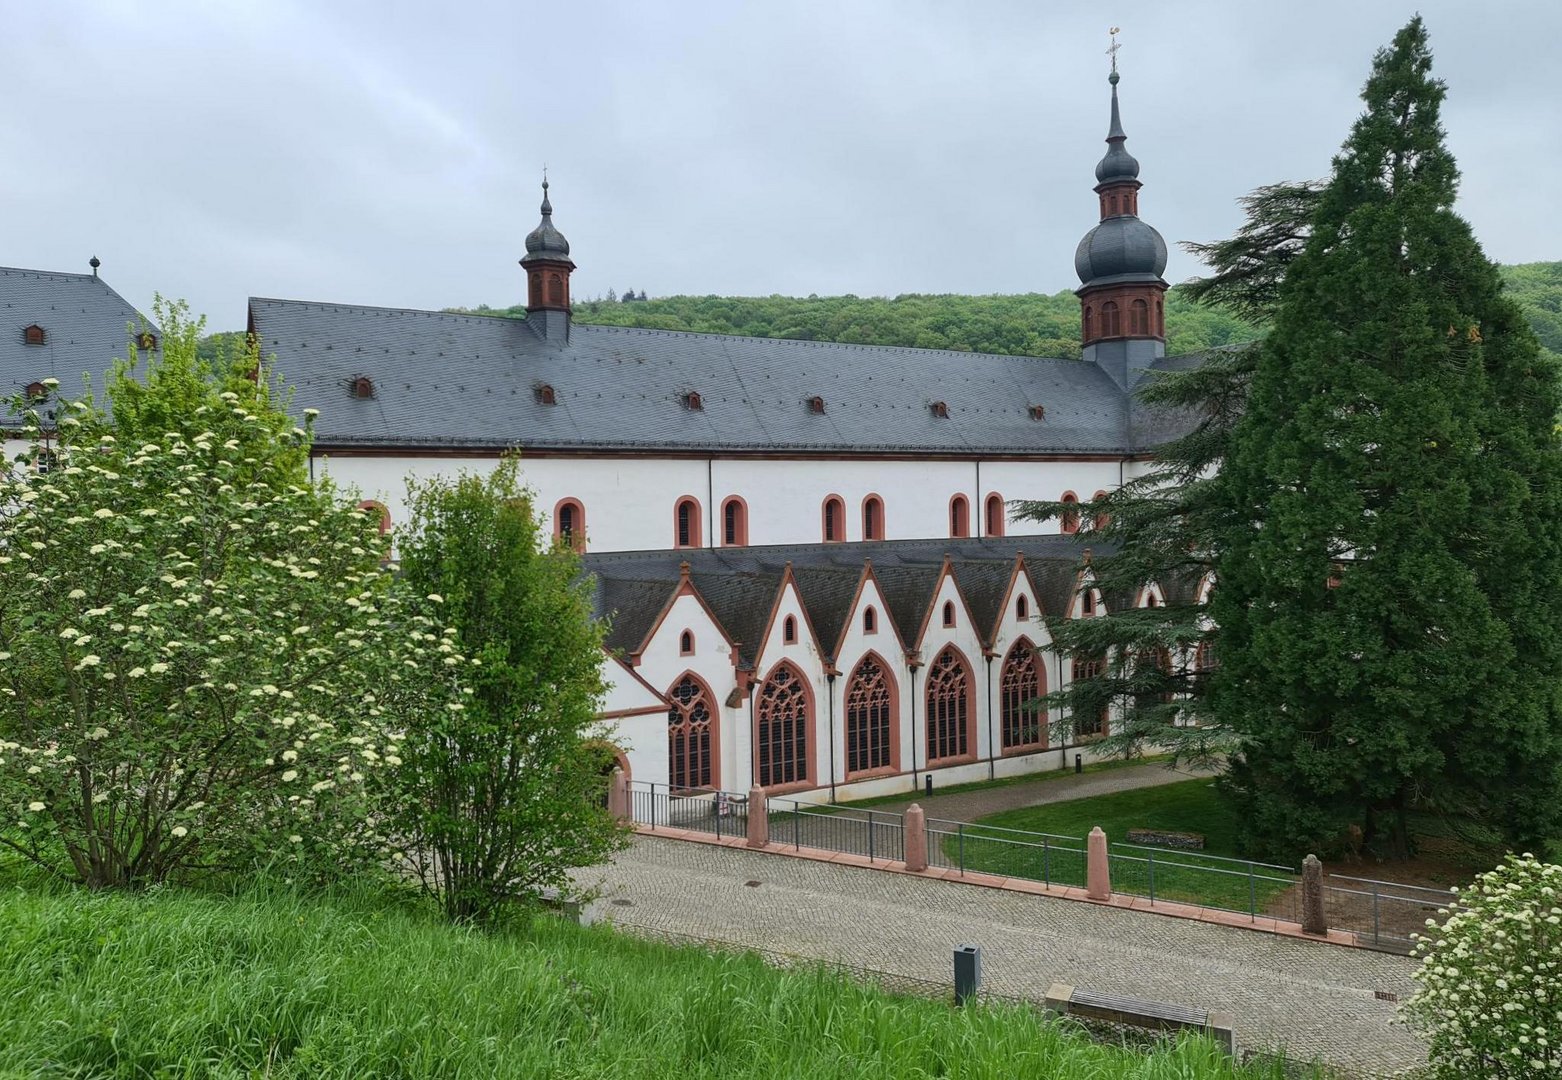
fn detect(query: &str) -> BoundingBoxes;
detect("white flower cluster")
[1404,854,1561,1078]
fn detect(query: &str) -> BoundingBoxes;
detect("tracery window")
[925,647,971,762]
[756,662,810,788]
[1000,639,1045,751]
[668,674,715,791]
[845,654,894,775]
[1071,654,1108,737]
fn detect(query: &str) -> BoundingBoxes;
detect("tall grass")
[0,878,1305,1078]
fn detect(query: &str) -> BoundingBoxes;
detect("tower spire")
[521,170,576,338]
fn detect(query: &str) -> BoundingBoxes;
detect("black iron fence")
[1110,843,1298,922]
[926,819,1088,888]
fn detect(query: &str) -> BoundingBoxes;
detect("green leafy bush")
[1403,854,1562,1077]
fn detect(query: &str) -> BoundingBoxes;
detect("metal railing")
[926,819,1088,888]
[1323,874,1459,953]
[1110,843,1298,921]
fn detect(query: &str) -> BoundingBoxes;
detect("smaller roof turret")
[522,178,574,267]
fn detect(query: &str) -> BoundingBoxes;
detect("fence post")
[904,803,928,872]
[1086,826,1111,901]
[1301,854,1326,935]
[746,787,768,848]
[794,800,802,850]
[607,768,630,823]
[867,811,876,862]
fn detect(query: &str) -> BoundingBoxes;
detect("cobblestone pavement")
[576,836,1427,1077]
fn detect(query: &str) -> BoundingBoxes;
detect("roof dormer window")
[682,390,703,411]
[1029,404,1046,421]
[535,383,556,405]
[930,401,949,419]
[137,331,159,351]
[351,375,376,399]
[807,395,825,414]
[23,381,48,402]
[22,325,45,346]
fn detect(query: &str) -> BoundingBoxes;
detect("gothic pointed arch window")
[845,653,895,776]
[1101,301,1121,337]
[1015,594,1029,621]
[667,673,716,791]
[985,493,1005,538]
[924,646,973,763]
[1071,654,1108,737]
[949,494,970,538]
[1130,298,1149,335]
[1000,638,1046,751]
[756,661,811,788]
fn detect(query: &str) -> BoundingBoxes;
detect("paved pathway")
[857,759,1220,822]
[576,837,1427,1077]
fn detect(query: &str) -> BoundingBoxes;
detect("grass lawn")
[948,778,1299,916]
[0,877,1306,1079]
[831,753,1174,810]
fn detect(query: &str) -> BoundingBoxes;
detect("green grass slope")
[0,880,1304,1078]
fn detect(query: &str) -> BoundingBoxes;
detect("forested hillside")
[454,261,1562,361]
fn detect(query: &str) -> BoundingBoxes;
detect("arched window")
[949,495,970,538]
[679,630,694,656]
[1060,492,1080,535]
[863,606,877,634]
[942,600,956,628]
[783,615,797,644]
[845,653,894,775]
[1156,299,1164,335]
[554,498,585,552]
[721,496,747,547]
[822,495,845,542]
[1136,646,1174,706]
[756,662,810,788]
[675,497,701,549]
[1092,489,1110,532]
[1101,301,1121,337]
[1016,594,1029,621]
[357,500,391,535]
[925,647,972,763]
[668,674,715,791]
[1070,655,1108,737]
[1081,588,1097,616]
[1083,305,1093,339]
[1130,298,1149,335]
[548,273,563,304]
[1000,639,1046,751]
[985,493,1005,538]
[528,272,542,306]
[862,495,884,541]
[1195,639,1217,674]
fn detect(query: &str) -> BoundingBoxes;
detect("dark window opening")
[679,630,694,656]
[807,395,825,414]
[535,383,556,405]
[863,606,877,633]
[757,663,810,788]
[783,615,797,644]
[845,655,893,774]
[942,600,956,628]
[863,497,883,541]
[925,648,971,762]
[1000,642,1045,751]
[950,496,969,538]
[985,494,1005,538]
[1016,595,1029,620]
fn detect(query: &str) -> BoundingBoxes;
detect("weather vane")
[1107,26,1121,72]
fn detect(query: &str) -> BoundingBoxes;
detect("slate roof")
[247,297,1201,455]
[584,535,1102,667]
[0,267,155,429]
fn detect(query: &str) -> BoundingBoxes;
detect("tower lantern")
[521,175,575,341]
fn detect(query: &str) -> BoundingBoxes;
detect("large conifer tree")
[1212,18,1562,859]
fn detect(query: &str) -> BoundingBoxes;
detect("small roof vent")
[682,390,703,411]
[23,381,49,401]
[930,400,949,419]
[535,383,556,405]
[137,331,159,351]
[1029,404,1046,421]
[22,325,45,346]
[807,395,826,414]
[350,375,376,399]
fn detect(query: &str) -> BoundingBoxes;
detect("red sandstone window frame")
[844,651,899,779]
[553,497,586,552]
[1101,301,1121,337]
[720,495,748,547]
[822,494,845,543]
[679,629,695,656]
[999,637,1047,753]
[924,645,976,765]
[1060,491,1080,535]
[754,659,813,791]
[22,324,46,346]
[862,494,885,541]
[783,615,797,644]
[863,606,878,634]
[667,670,718,791]
[1092,489,1110,532]
[674,497,701,549]
[1071,654,1109,738]
[942,600,956,628]
[1016,594,1029,621]
[356,499,391,535]
[949,494,970,538]
[985,493,1005,538]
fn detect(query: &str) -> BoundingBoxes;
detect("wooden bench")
[1045,983,1236,1057]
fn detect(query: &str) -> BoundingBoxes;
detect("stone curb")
[631,822,1363,950]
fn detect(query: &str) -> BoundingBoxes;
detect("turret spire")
[521,171,576,336]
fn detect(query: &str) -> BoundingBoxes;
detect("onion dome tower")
[1074,45,1168,389]
[521,175,575,341]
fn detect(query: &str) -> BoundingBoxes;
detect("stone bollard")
[1301,853,1326,935]
[904,803,929,872]
[1086,826,1111,900]
[746,787,769,848]
[607,767,630,823]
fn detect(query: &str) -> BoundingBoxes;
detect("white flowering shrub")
[1402,854,1562,1078]
[0,314,461,887]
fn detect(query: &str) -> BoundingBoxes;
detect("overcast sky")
[4,1,1559,330]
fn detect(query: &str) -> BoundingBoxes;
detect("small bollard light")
[1074,753,1083,774]
[925,774,933,798]
[953,944,982,1005]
